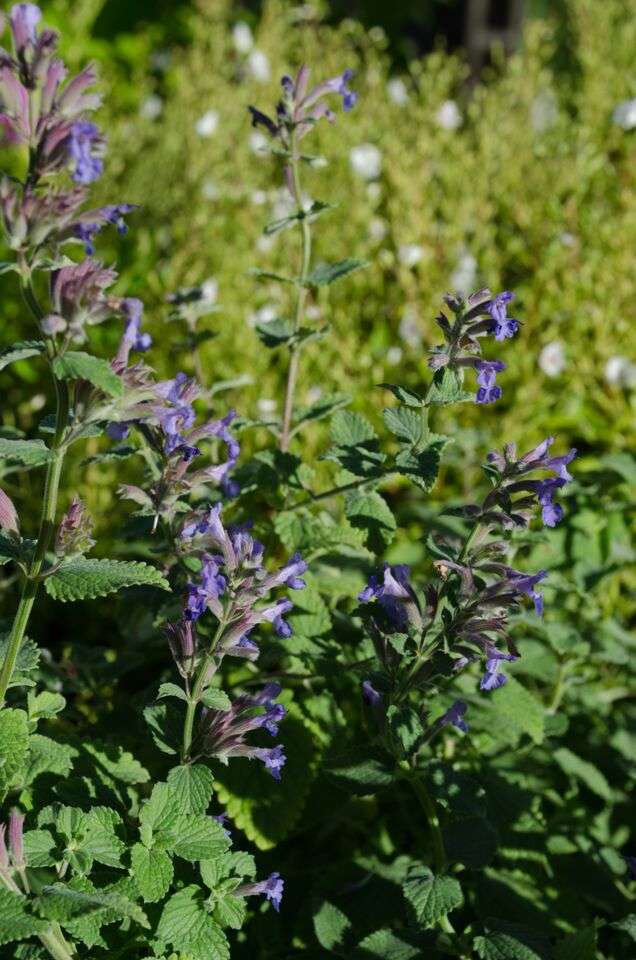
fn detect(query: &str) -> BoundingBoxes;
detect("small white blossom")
[247,49,271,83]
[258,398,277,415]
[435,99,462,130]
[538,341,566,378]
[398,244,423,268]
[612,98,636,131]
[604,355,636,387]
[386,346,403,365]
[250,189,268,206]
[559,232,576,247]
[349,143,382,181]
[201,278,218,304]
[195,109,219,138]
[139,94,163,120]
[249,130,269,154]
[257,235,274,253]
[248,304,277,328]
[387,77,409,106]
[399,307,422,348]
[232,21,254,54]
[369,218,388,242]
[201,178,220,200]
[450,251,477,293]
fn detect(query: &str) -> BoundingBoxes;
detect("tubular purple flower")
[252,745,286,780]
[359,564,420,629]
[439,700,468,732]
[165,618,197,678]
[505,568,547,615]
[475,360,506,404]
[486,291,518,341]
[480,658,508,691]
[67,120,103,184]
[113,297,151,366]
[10,4,41,57]
[73,203,137,254]
[8,809,24,866]
[237,872,284,911]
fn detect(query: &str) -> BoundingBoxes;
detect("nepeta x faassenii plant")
[0,7,631,960]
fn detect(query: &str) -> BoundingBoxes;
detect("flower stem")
[280,132,312,452]
[408,771,447,874]
[0,273,69,704]
[181,617,227,761]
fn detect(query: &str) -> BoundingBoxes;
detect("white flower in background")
[247,49,271,83]
[258,398,277,415]
[538,341,566,377]
[349,143,382,181]
[450,250,477,293]
[531,90,559,133]
[612,98,636,130]
[306,386,323,404]
[257,235,274,253]
[139,94,163,120]
[249,130,268,154]
[386,346,403,365]
[201,178,219,200]
[398,243,423,268]
[559,232,576,247]
[250,189,268,205]
[232,21,254,54]
[200,278,218,304]
[248,303,277,328]
[399,307,422,348]
[195,109,219,138]
[604,356,636,387]
[435,99,462,130]
[387,77,409,106]
[369,217,388,242]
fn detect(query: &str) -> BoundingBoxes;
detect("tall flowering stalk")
[249,66,359,452]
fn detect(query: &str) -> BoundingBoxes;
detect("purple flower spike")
[475,360,506,404]
[440,700,469,732]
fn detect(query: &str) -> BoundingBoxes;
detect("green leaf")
[402,865,463,927]
[474,932,544,959]
[157,682,187,702]
[0,708,29,792]
[355,928,425,959]
[27,690,66,722]
[485,676,545,745]
[200,689,232,711]
[327,746,395,795]
[0,341,45,372]
[395,437,448,492]
[213,892,246,930]
[612,914,636,941]
[554,925,598,960]
[143,703,180,756]
[427,367,473,406]
[292,393,350,430]
[44,558,170,602]
[345,491,396,551]
[256,317,294,347]
[81,445,138,466]
[382,407,425,445]
[130,843,173,903]
[166,814,231,861]
[379,383,426,407]
[264,200,336,235]
[167,765,215,814]
[23,829,56,868]
[39,881,149,929]
[0,438,52,467]
[0,889,46,945]
[313,900,352,951]
[307,258,369,287]
[52,351,123,397]
[157,886,230,960]
[23,735,76,787]
[331,410,376,447]
[387,706,423,756]
[0,635,39,689]
[553,747,611,800]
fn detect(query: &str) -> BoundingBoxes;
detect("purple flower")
[480,657,509,691]
[359,564,419,629]
[185,555,227,621]
[260,552,308,592]
[337,68,357,111]
[10,4,41,56]
[165,618,197,678]
[362,680,382,707]
[537,478,566,527]
[74,203,137,254]
[67,121,103,184]
[487,291,518,341]
[238,872,284,911]
[475,360,506,404]
[506,568,547,615]
[8,809,24,867]
[440,700,468,732]
[253,745,286,780]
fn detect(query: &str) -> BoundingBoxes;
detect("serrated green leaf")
[200,689,232,711]
[474,932,543,960]
[0,341,45,372]
[139,782,179,834]
[157,682,188,702]
[379,383,426,407]
[23,830,56,868]
[331,410,377,446]
[23,735,77,787]
[402,865,463,927]
[554,925,598,959]
[485,676,545,745]
[428,367,472,406]
[131,844,174,903]
[355,928,424,959]
[52,351,123,397]
[553,747,611,800]
[167,765,215,814]
[0,635,39,689]
[44,558,170,601]
[327,746,395,795]
[387,706,423,756]
[0,889,46,945]
[165,815,230,861]
[345,491,396,551]
[382,407,425,445]
[256,317,293,347]
[307,258,368,286]
[395,437,448,492]
[0,708,29,792]
[40,881,149,929]
[0,438,53,467]
[157,886,230,960]
[27,690,65,722]
[213,892,246,930]
[313,900,352,951]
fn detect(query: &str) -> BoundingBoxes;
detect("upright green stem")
[0,272,69,704]
[182,618,227,761]
[408,771,447,874]
[280,132,312,452]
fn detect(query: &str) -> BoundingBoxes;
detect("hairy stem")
[280,133,312,452]
[0,272,69,703]
[181,617,227,761]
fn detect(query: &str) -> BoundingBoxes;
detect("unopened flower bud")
[55,496,95,557]
[8,809,24,867]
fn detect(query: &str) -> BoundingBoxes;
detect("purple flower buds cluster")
[484,436,577,528]
[430,288,521,404]
[248,64,357,148]
[199,682,287,779]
